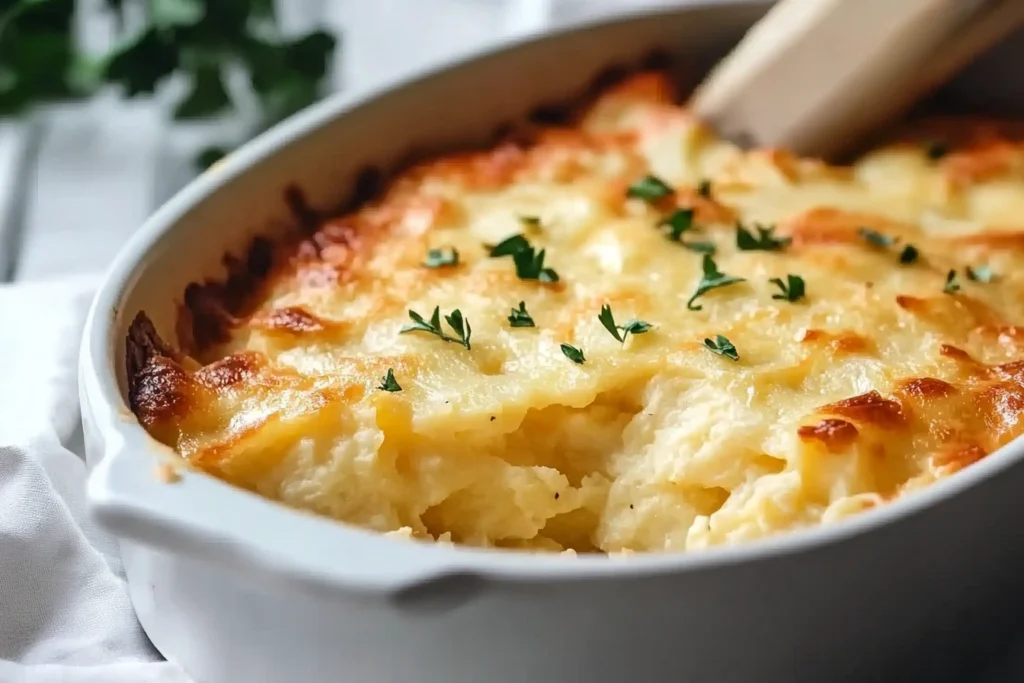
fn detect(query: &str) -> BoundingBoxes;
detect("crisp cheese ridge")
[129,71,1024,554]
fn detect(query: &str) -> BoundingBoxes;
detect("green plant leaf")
[150,0,203,28]
[704,334,739,361]
[659,208,694,242]
[283,30,336,81]
[377,368,402,392]
[686,254,745,310]
[560,343,585,364]
[627,174,673,202]
[195,146,229,169]
[489,234,530,258]
[173,63,231,119]
[508,301,535,328]
[104,28,180,96]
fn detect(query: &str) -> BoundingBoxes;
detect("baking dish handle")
[87,434,481,606]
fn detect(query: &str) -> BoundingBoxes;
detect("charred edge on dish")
[125,311,178,414]
[181,235,276,352]
[138,55,674,366]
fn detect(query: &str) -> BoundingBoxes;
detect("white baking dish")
[81,3,1024,682]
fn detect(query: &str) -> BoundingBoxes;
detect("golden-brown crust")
[249,306,345,336]
[798,419,859,451]
[194,352,265,389]
[798,329,870,355]
[123,64,1024,553]
[933,443,987,474]
[896,377,957,400]
[817,391,906,430]
[129,354,198,428]
[783,208,906,247]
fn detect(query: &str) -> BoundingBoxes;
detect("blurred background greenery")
[0,0,339,166]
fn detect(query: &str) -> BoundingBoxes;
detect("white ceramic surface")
[81,4,1024,682]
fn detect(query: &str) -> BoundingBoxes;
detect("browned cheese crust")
[127,70,1024,553]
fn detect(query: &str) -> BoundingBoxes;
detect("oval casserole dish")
[82,3,1024,682]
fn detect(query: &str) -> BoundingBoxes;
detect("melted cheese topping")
[130,71,1024,554]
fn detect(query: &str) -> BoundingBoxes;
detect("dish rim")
[82,0,1024,593]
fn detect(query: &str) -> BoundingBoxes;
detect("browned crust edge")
[123,52,677,400]
[126,311,177,415]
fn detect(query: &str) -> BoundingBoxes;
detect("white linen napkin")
[0,277,192,683]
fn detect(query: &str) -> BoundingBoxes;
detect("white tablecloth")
[0,277,192,682]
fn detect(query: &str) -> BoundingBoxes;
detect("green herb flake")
[444,309,472,349]
[488,234,559,283]
[400,306,472,350]
[943,269,961,295]
[423,246,459,269]
[512,246,559,282]
[560,343,586,364]
[598,304,653,346]
[899,244,919,264]
[736,222,790,251]
[682,241,717,255]
[489,234,531,258]
[696,179,712,198]
[508,301,535,328]
[966,265,995,283]
[377,368,402,392]
[659,208,695,242]
[859,227,896,249]
[622,319,654,336]
[626,174,674,203]
[687,255,746,311]
[519,215,543,233]
[770,274,806,303]
[926,141,949,161]
[704,335,739,361]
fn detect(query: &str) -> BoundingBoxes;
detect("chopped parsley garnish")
[966,265,995,283]
[489,234,531,257]
[943,269,961,294]
[598,304,653,346]
[560,343,586,364]
[859,229,919,264]
[659,208,695,241]
[859,227,896,248]
[736,222,790,251]
[770,275,806,302]
[508,301,535,328]
[400,306,472,350]
[444,309,471,348]
[926,141,949,161]
[704,335,739,361]
[512,247,559,282]
[423,247,459,269]
[697,179,712,198]
[657,207,714,252]
[626,174,674,202]
[488,233,559,282]
[519,215,542,231]
[899,244,919,264]
[377,368,402,392]
[687,254,746,310]
[682,241,717,255]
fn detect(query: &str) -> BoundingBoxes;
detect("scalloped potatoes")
[128,71,1024,553]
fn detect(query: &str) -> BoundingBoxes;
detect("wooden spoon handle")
[690,0,1024,159]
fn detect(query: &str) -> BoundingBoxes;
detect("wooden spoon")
[690,0,1024,159]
